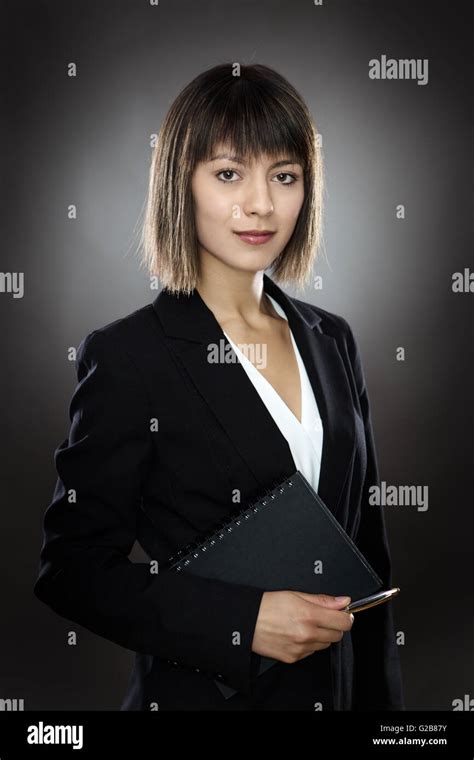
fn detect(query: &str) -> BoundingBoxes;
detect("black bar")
[0,711,472,757]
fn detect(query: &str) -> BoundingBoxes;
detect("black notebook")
[164,470,383,699]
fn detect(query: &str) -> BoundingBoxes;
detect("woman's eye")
[274,172,297,185]
[216,169,239,182]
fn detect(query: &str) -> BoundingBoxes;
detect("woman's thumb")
[295,592,351,607]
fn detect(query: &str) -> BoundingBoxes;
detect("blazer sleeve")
[341,318,405,711]
[33,329,265,697]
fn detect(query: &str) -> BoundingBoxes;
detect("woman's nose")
[242,178,275,217]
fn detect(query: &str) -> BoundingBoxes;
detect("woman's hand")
[251,590,354,664]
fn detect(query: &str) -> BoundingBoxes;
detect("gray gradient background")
[1,0,472,710]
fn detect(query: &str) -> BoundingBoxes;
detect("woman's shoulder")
[287,293,364,379]
[75,300,163,370]
[289,293,353,341]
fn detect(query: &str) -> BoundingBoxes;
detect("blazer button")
[194,667,200,673]
[214,673,225,681]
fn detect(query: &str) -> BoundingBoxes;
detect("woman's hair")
[139,62,324,295]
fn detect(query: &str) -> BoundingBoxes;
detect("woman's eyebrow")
[208,153,301,169]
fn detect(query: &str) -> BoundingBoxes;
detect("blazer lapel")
[152,274,355,518]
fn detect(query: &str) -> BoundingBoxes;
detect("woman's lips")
[234,232,275,245]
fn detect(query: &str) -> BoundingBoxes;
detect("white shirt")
[223,293,324,493]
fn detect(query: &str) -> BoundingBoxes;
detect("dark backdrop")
[1,0,472,710]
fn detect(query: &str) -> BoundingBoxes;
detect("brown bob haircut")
[139,62,324,295]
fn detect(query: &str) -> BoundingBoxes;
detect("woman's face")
[191,143,305,275]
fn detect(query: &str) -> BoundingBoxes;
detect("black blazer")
[34,273,404,711]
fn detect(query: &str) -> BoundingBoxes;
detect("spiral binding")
[167,476,295,573]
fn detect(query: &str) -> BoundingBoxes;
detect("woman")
[34,63,404,711]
